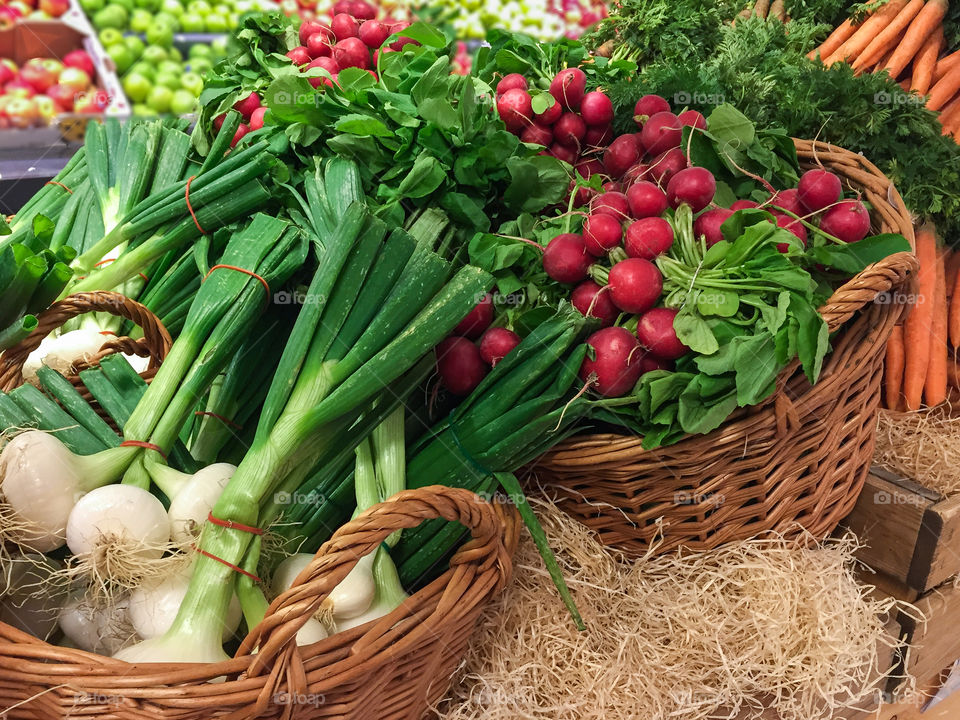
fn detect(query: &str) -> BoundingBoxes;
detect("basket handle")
[0,291,172,391]
[239,485,515,676]
[818,250,919,333]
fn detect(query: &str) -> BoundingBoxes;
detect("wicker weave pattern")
[0,291,172,392]
[532,139,919,557]
[0,486,519,719]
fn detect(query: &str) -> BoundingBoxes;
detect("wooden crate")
[841,467,960,594]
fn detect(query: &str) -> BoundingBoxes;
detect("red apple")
[74,89,109,113]
[8,0,30,14]
[62,50,95,79]
[0,60,16,86]
[5,79,36,98]
[38,0,68,15]
[33,94,58,122]
[0,5,23,26]
[46,83,76,111]
[20,58,62,93]
[58,67,90,93]
[5,97,38,128]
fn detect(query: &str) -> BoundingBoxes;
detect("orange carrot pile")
[885,223,957,410]
[811,0,959,142]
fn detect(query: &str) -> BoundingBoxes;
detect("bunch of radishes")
[495,87,874,398]
[434,293,523,395]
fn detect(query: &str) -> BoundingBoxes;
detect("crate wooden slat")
[841,467,960,593]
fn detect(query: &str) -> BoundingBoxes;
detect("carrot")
[948,357,960,389]
[950,259,960,347]
[925,249,949,407]
[903,223,938,410]
[753,0,770,18]
[909,25,944,94]
[885,325,906,409]
[809,18,857,60]
[851,0,926,71]
[770,0,786,21]
[934,49,960,83]
[899,77,913,90]
[824,0,908,65]
[885,0,949,81]
[929,63,960,110]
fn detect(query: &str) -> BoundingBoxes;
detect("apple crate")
[0,14,129,147]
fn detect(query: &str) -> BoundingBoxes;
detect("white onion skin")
[128,566,241,641]
[167,463,235,545]
[22,329,107,384]
[66,485,171,560]
[273,552,375,621]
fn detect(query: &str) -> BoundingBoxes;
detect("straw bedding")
[874,404,960,497]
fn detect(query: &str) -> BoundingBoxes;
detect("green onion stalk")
[114,158,494,664]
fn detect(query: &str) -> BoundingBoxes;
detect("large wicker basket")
[0,485,519,719]
[532,139,919,557]
[0,291,171,393]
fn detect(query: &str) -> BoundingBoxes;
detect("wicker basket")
[532,139,920,557]
[0,485,519,719]
[0,291,172,393]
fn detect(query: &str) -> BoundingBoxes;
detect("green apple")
[159,0,183,15]
[188,42,212,59]
[154,71,180,89]
[210,36,227,56]
[170,89,196,115]
[147,85,173,113]
[111,0,135,13]
[212,3,229,15]
[180,71,203,96]
[132,103,155,116]
[187,0,210,14]
[124,35,145,58]
[179,11,204,30]
[227,12,237,26]
[129,61,156,79]
[146,23,175,47]
[129,8,152,32]
[92,5,127,29]
[153,10,179,28]
[155,60,179,75]
[106,43,134,73]
[122,72,152,103]
[135,0,159,8]
[204,13,227,31]
[141,45,167,64]
[98,27,124,47]
[169,47,182,61]
[187,57,211,74]
[79,0,104,12]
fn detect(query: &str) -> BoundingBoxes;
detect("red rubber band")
[99,330,116,336]
[185,175,206,235]
[139,273,150,283]
[45,181,72,194]
[207,512,264,536]
[118,440,167,460]
[203,264,271,305]
[194,410,242,430]
[193,545,261,582]
[94,259,115,267]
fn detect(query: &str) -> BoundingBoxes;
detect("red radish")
[306,57,339,87]
[553,112,586,149]
[730,199,759,211]
[249,106,268,131]
[633,94,671,127]
[213,113,227,132]
[797,168,842,212]
[775,213,808,248]
[230,123,249,148]
[693,208,733,247]
[287,46,312,66]
[479,327,521,366]
[626,181,668,218]
[232,92,260,120]
[570,180,598,208]
[333,38,371,69]
[549,67,586,110]
[607,258,663,314]
[768,188,804,216]
[575,158,606,180]
[307,33,332,58]
[454,293,494,338]
[581,90,614,126]
[579,327,645,397]
[533,97,562,125]
[641,355,673,373]
[641,111,682,156]
[625,217,674,259]
[571,280,619,325]
[818,200,871,242]
[583,214,623,256]
[496,73,528,95]
[520,123,552,146]
[331,13,359,40]
[666,167,716,212]
[637,307,688,359]
[603,134,640,178]
[602,181,623,194]
[299,19,326,45]
[358,20,389,48]
[390,36,419,51]
[436,337,488,395]
[332,0,351,13]
[647,148,687,186]
[497,88,533,131]
[63,50,94,78]
[584,124,612,147]
[677,109,707,130]
[350,0,376,19]
[550,143,578,164]
[590,192,630,220]
[543,233,592,283]
[623,163,651,186]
